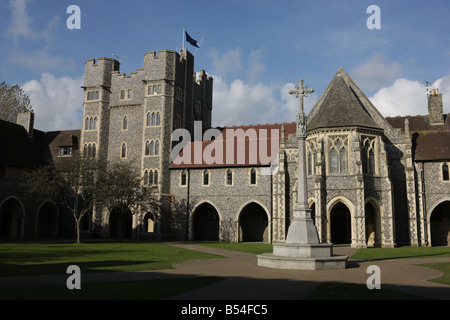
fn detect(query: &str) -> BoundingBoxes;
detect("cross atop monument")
[289,78,314,114]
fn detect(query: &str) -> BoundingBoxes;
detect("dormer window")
[59,146,73,157]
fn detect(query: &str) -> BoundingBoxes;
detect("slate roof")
[0,119,80,168]
[386,114,450,161]
[307,68,382,132]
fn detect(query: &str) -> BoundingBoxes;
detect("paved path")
[0,243,449,300]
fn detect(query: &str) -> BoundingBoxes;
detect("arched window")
[250,168,256,185]
[145,141,150,156]
[151,112,156,126]
[146,112,151,126]
[155,140,159,155]
[203,170,209,185]
[144,170,149,185]
[85,117,90,130]
[89,117,93,131]
[181,170,187,186]
[93,117,98,130]
[329,136,349,174]
[154,170,158,185]
[87,144,92,157]
[92,144,96,158]
[150,141,155,155]
[443,163,449,181]
[226,169,233,185]
[156,112,160,125]
[362,137,376,174]
[123,116,127,130]
[121,143,126,158]
[84,144,88,157]
[149,170,154,185]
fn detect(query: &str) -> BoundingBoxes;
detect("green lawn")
[195,242,273,254]
[350,246,450,260]
[0,242,222,277]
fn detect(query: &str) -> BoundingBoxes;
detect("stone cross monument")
[286,79,320,244]
[257,78,348,270]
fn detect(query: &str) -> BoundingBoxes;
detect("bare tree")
[24,152,99,243]
[0,81,33,122]
[95,159,159,240]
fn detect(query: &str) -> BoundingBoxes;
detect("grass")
[0,277,222,300]
[350,246,450,261]
[194,242,273,254]
[418,263,450,285]
[0,242,222,277]
[306,283,429,300]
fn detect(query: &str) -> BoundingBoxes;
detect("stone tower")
[428,89,444,125]
[80,49,213,238]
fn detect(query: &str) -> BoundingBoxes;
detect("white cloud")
[206,47,242,76]
[369,75,450,117]
[350,54,401,92]
[8,49,76,71]
[6,0,35,41]
[22,73,84,131]
[211,76,318,128]
[248,47,267,83]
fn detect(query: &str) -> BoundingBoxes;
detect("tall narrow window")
[127,89,132,99]
[154,170,158,184]
[93,117,98,130]
[250,168,256,185]
[149,170,154,185]
[92,144,96,158]
[203,170,209,185]
[181,170,187,186]
[150,141,155,155]
[145,141,150,156]
[226,169,233,185]
[156,112,160,125]
[151,112,156,126]
[443,163,449,181]
[84,144,88,157]
[121,143,126,158]
[148,86,153,95]
[85,117,89,130]
[123,116,127,130]
[89,118,93,131]
[147,112,151,126]
[155,140,159,155]
[144,171,149,186]
[120,90,125,99]
[362,137,376,174]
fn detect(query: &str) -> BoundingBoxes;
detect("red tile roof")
[169,122,296,169]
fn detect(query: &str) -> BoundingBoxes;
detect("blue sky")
[1,0,449,130]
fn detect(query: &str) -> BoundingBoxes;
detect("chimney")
[428,89,444,125]
[16,112,34,135]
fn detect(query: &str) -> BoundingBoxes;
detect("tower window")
[328,136,349,174]
[121,143,127,158]
[123,116,127,130]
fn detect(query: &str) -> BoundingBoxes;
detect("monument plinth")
[257,79,348,270]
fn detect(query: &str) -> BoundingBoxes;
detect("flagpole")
[182,27,185,51]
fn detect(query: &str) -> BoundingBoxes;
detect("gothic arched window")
[328,136,348,174]
[362,137,376,174]
[123,116,128,130]
[203,170,209,186]
[156,112,160,125]
[121,143,127,158]
[155,140,159,155]
[145,141,150,156]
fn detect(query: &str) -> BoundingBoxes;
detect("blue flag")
[185,31,200,48]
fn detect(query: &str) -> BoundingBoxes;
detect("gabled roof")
[307,68,383,132]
